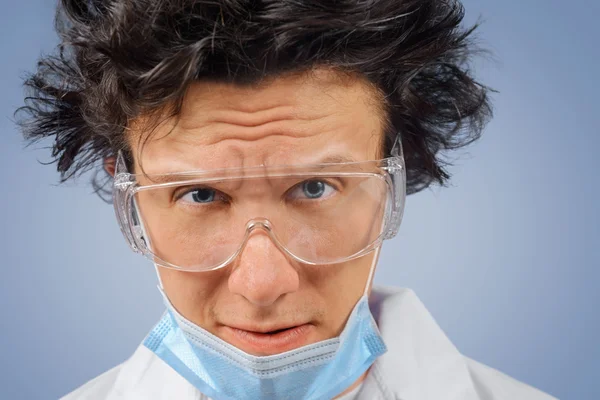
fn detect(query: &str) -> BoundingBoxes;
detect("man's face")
[129,69,385,356]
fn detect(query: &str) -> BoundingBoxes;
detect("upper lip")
[224,322,309,334]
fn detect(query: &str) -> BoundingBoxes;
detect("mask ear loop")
[363,246,381,297]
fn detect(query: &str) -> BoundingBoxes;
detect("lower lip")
[222,324,314,355]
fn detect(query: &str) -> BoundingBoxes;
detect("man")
[18,0,556,399]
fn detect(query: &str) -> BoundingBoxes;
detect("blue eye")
[289,180,335,200]
[181,188,217,203]
[303,181,325,198]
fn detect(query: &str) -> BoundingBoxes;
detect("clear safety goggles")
[113,148,406,272]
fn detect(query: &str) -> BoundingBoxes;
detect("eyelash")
[174,186,229,204]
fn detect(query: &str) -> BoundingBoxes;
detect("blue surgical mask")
[145,289,385,400]
[142,220,386,400]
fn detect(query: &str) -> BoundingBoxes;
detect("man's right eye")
[180,188,218,204]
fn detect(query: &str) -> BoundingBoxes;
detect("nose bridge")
[246,217,273,235]
[239,217,282,251]
[246,217,271,231]
[228,217,299,307]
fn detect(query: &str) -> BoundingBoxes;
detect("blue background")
[1,1,598,399]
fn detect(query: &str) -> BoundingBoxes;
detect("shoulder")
[464,357,558,400]
[370,286,557,400]
[60,364,123,400]
[59,345,154,400]
[59,344,201,400]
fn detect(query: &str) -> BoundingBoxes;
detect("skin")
[118,68,387,397]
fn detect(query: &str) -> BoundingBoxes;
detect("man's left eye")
[288,180,335,200]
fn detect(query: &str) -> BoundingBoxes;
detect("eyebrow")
[317,154,358,164]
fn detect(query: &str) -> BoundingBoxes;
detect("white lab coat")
[61,286,557,400]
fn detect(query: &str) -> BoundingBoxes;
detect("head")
[18,0,492,356]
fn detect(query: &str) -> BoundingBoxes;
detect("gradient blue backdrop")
[1,1,598,399]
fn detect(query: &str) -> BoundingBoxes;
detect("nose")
[228,227,300,307]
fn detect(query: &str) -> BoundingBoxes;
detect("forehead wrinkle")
[192,122,321,147]
[167,114,333,149]
[171,72,381,139]
[178,104,331,132]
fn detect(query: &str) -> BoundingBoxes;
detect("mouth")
[220,323,315,355]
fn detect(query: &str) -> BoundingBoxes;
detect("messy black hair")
[18,0,492,198]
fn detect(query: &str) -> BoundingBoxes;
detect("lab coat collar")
[369,286,480,400]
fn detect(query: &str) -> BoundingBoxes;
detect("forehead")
[129,68,387,175]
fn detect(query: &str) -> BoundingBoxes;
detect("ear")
[104,157,116,177]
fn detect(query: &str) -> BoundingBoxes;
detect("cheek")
[305,255,374,335]
[160,267,229,327]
